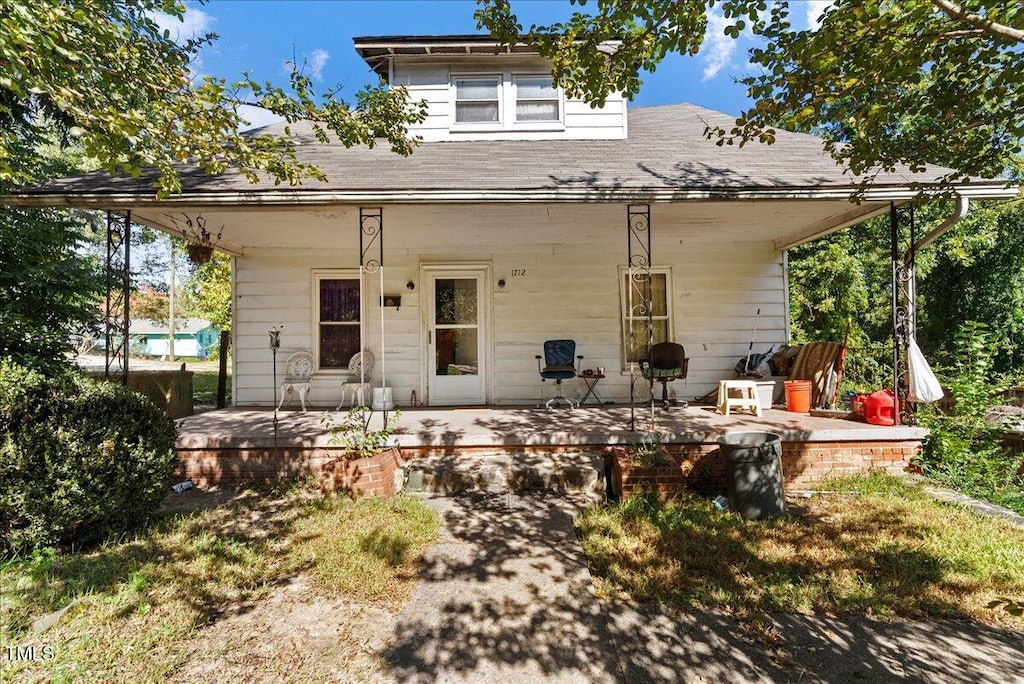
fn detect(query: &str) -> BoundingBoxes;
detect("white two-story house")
[6,35,1014,408]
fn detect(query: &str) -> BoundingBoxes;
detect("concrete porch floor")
[175,405,927,450]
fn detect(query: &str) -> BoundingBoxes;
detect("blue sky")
[154,0,831,129]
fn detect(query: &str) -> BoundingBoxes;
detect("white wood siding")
[392,58,626,141]
[233,204,787,407]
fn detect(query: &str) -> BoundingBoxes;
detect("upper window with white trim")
[514,76,560,122]
[454,77,500,124]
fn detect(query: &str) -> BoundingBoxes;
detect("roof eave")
[1,183,1017,210]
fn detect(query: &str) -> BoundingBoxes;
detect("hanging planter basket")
[186,243,213,264]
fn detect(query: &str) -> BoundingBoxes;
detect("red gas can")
[864,389,898,426]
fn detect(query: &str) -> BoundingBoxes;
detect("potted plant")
[319,407,402,495]
[185,242,213,264]
[171,214,223,264]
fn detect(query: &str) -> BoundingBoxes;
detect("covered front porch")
[174,405,926,497]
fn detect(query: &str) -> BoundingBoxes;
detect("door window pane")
[435,279,478,325]
[435,328,479,376]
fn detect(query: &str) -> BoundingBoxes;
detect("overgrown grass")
[0,490,438,680]
[192,369,231,405]
[578,474,1024,625]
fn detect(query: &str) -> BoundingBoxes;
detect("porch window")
[620,268,673,365]
[514,76,560,122]
[315,272,361,370]
[454,77,500,124]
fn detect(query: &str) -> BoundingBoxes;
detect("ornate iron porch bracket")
[359,207,383,274]
[627,204,655,433]
[890,202,916,425]
[105,211,131,384]
[359,208,385,417]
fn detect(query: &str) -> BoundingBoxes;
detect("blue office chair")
[536,339,583,410]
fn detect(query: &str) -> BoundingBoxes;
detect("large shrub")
[0,360,176,555]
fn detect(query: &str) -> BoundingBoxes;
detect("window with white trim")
[314,271,361,370]
[514,76,560,122]
[454,77,500,124]
[619,268,673,365]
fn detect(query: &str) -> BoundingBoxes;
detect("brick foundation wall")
[611,440,921,499]
[175,446,402,496]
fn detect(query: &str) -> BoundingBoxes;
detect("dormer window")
[455,77,500,124]
[515,76,559,122]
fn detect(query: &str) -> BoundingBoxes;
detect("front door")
[426,270,487,405]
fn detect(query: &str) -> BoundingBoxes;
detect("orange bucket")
[784,380,812,413]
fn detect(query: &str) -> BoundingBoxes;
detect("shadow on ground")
[383,493,1024,683]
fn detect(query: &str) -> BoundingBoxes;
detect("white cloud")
[308,49,330,81]
[805,1,833,30]
[149,5,214,42]
[701,9,735,82]
[237,105,284,132]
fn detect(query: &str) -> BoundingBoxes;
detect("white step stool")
[717,380,763,417]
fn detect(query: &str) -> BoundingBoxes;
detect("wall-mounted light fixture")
[497,279,506,288]
[406,281,415,290]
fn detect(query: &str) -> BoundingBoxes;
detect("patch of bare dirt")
[172,575,398,683]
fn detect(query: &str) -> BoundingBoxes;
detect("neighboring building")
[3,35,1015,407]
[131,319,218,358]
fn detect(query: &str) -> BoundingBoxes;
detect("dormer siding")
[390,56,627,142]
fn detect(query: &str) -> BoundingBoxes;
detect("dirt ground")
[173,575,396,683]
[160,487,401,682]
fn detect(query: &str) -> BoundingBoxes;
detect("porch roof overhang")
[1,103,1016,254]
[2,184,1014,257]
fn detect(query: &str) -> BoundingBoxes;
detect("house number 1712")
[511,268,527,277]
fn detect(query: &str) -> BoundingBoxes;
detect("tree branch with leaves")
[1,0,428,196]
[476,0,1024,185]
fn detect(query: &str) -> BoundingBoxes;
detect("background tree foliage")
[183,250,231,333]
[478,0,1024,183]
[1,0,426,196]
[0,136,102,372]
[1,0,428,371]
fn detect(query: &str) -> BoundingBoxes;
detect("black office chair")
[639,342,689,408]
[536,339,583,410]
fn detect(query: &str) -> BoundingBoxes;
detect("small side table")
[578,373,606,406]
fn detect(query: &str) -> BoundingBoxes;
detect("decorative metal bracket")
[105,211,131,384]
[891,203,916,425]
[359,207,386,420]
[627,204,655,433]
[360,207,383,274]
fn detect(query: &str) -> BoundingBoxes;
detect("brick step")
[401,451,606,503]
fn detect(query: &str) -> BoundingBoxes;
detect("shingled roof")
[7,103,1014,205]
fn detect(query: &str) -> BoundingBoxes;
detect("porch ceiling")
[128,199,892,256]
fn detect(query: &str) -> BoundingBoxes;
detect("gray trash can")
[717,432,786,520]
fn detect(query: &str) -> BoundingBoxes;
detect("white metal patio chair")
[338,350,375,409]
[277,351,314,412]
